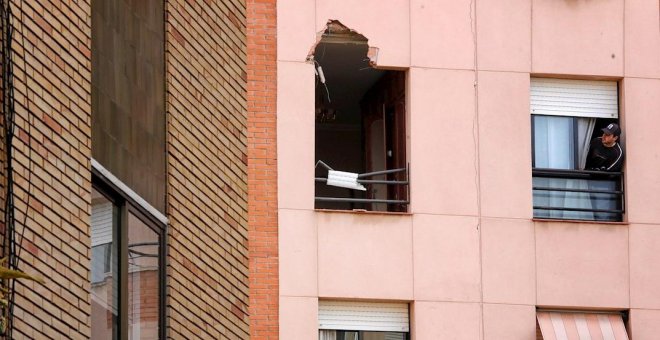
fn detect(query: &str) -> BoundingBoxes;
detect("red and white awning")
[537,311,629,340]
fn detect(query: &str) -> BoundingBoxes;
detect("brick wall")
[2,0,93,338]
[247,0,278,339]
[165,1,250,339]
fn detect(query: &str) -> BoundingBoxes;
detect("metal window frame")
[315,161,410,208]
[92,170,167,340]
[532,168,625,221]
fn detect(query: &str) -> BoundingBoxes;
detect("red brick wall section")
[247,0,278,339]
[165,1,250,339]
[3,0,93,339]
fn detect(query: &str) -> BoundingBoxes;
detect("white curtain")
[533,116,596,219]
[577,118,596,170]
[534,116,574,169]
[320,330,337,340]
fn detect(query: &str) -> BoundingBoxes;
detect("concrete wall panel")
[280,209,318,297]
[409,68,478,216]
[532,0,624,76]
[630,224,660,309]
[317,212,413,299]
[413,214,481,302]
[623,78,660,223]
[278,0,316,62]
[482,218,536,305]
[624,0,660,78]
[477,71,533,219]
[412,302,481,340]
[536,222,629,308]
[410,0,474,69]
[629,309,660,340]
[277,61,316,210]
[483,304,537,340]
[476,0,531,72]
[280,297,319,340]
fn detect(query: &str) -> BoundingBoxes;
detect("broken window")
[312,21,408,212]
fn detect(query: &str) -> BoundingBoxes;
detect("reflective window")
[91,184,164,339]
[91,188,119,339]
[128,212,160,339]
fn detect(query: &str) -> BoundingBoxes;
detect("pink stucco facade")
[276,0,660,338]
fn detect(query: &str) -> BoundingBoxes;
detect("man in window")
[585,123,624,220]
[586,123,624,172]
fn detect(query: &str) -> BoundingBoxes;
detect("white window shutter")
[531,78,618,118]
[91,201,113,246]
[318,300,409,333]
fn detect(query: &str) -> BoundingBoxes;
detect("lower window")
[320,330,408,340]
[318,300,410,340]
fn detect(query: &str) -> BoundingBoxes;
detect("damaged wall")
[275,0,660,339]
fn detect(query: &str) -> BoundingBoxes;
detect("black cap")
[601,123,621,137]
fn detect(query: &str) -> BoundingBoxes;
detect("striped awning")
[537,311,629,340]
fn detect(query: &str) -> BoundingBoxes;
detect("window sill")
[532,218,628,226]
[314,208,412,216]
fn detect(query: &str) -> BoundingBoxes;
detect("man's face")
[601,133,618,146]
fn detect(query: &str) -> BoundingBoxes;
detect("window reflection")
[91,188,118,339]
[128,212,160,339]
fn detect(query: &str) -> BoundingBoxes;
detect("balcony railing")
[532,168,624,222]
[315,160,409,211]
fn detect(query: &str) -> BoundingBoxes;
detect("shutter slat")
[91,202,113,246]
[530,78,618,118]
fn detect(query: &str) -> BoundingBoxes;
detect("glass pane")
[128,212,160,339]
[91,189,119,339]
[534,116,575,169]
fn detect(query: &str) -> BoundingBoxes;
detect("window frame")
[92,170,167,340]
[313,69,410,212]
[318,300,411,340]
[530,78,625,222]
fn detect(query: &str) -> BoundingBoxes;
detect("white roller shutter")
[91,201,113,246]
[318,300,409,332]
[530,78,618,118]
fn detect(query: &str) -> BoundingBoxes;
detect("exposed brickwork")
[247,0,278,339]
[1,0,92,339]
[165,1,250,339]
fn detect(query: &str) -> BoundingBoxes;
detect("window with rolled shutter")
[318,300,409,333]
[530,78,624,222]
